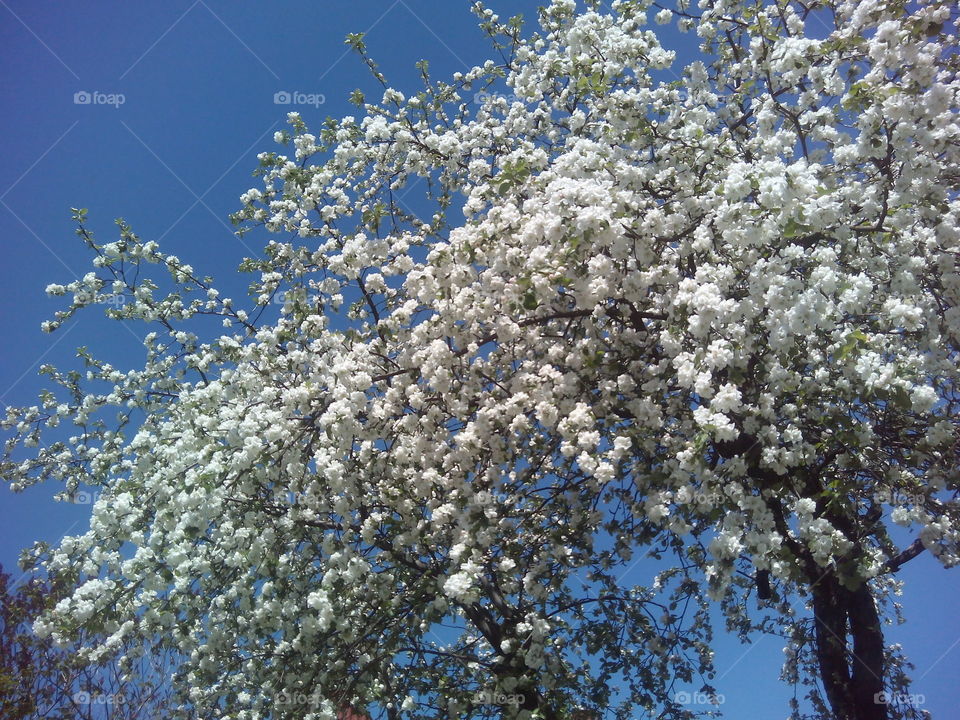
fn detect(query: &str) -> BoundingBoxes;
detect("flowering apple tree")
[3,0,959,719]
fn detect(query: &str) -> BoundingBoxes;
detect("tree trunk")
[811,575,887,720]
[846,584,887,720]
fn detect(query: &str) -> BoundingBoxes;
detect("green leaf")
[784,218,808,238]
[837,329,869,360]
[345,32,366,51]
[890,386,911,411]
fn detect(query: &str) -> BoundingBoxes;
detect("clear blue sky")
[0,2,957,717]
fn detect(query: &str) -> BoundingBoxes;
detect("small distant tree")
[2,1,958,719]
[0,567,48,719]
[0,564,182,719]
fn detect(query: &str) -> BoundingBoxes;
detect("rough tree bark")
[811,572,888,720]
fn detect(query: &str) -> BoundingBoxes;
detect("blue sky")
[0,1,957,717]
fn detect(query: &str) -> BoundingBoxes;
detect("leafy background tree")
[0,564,184,719]
[1,1,958,719]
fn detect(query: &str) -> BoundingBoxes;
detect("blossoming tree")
[3,0,958,718]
